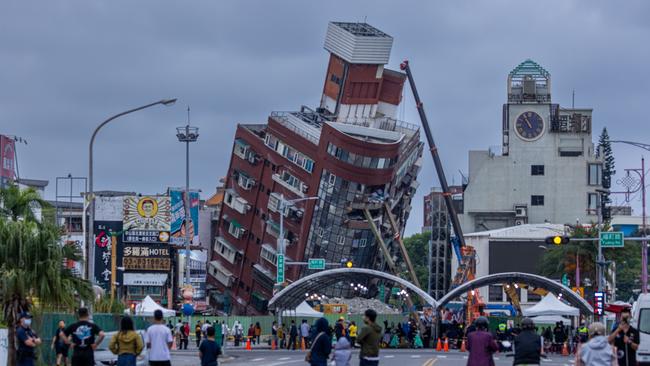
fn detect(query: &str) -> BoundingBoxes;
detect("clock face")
[515,111,544,141]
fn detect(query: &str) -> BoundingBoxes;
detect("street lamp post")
[176,121,199,289]
[275,193,318,325]
[88,99,176,287]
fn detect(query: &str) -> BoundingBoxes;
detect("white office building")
[461,60,604,232]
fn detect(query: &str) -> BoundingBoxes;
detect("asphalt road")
[167,349,575,366]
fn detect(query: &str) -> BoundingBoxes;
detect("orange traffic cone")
[301,337,306,351]
[271,338,276,350]
[460,338,467,352]
[246,337,252,350]
[562,342,569,356]
[443,338,449,352]
[436,338,442,351]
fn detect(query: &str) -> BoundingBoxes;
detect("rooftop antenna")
[363,15,367,23]
[572,89,575,109]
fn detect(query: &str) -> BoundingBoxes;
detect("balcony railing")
[271,173,306,198]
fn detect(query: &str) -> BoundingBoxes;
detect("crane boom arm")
[400,60,467,248]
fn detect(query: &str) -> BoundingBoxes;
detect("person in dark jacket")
[513,318,543,366]
[308,317,331,366]
[288,320,298,350]
[466,317,498,366]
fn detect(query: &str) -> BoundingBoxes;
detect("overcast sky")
[1,0,649,235]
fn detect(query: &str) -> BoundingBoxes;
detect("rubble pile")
[322,297,399,314]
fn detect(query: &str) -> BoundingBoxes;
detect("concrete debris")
[321,297,399,314]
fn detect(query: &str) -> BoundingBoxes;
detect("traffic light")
[545,236,570,245]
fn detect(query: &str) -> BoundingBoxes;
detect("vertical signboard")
[170,189,200,246]
[0,135,15,187]
[276,254,285,283]
[594,291,606,316]
[93,221,123,290]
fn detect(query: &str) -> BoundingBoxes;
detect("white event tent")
[522,293,580,317]
[124,295,176,317]
[281,301,324,317]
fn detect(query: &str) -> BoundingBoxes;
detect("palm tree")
[0,184,48,222]
[0,185,93,366]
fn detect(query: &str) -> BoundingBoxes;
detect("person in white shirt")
[300,319,311,348]
[145,310,173,366]
[220,321,229,346]
[201,320,211,339]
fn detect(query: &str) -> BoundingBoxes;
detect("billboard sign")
[95,196,124,221]
[594,291,606,316]
[93,221,123,290]
[170,189,200,246]
[122,244,172,272]
[123,196,171,243]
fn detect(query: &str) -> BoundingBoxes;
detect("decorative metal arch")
[436,272,593,314]
[268,268,438,311]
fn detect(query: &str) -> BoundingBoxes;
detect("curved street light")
[87,99,177,288]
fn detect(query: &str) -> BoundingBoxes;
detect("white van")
[633,293,650,365]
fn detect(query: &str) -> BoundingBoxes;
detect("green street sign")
[308,258,326,270]
[600,232,624,248]
[562,273,569,287]
[276,254,285,283]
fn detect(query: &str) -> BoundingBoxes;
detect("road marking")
[422,358,438,366]
[278,357,291,360]
[384,355,395,358]
[251,358,265,362]
[411,354,422,358]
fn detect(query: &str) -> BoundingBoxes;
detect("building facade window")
[265,133,314,173]
[227,220,245,239]
[236,171,255,190]
[531,195,544,206]
[489,285,503,302]
[326,143,395,169]
[260,244,277,266]
[233,138,254,161]
[588,163,603,186]
[587,193,599,215]
[531,165,545,176]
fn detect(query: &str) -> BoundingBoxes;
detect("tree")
[598,128,616,204]
[0,184,48,222]
[403,232,431,292]
[539,224,641,301]
[0,186,92,366]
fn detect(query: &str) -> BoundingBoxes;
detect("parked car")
[94,331,148,366]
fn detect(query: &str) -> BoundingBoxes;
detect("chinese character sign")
[93,221,123,290]
[594,291,606,316]
[170,189,199,246]
[123,196,171,231]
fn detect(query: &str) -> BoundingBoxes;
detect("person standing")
[15,312,41,366]
[348,321,357,348]
[254,322,262,345]
[357,309,382,366]
[306,317,331,366]
[271,321,278,349]
[331,336,352,366]
[608,311,639,366]
[145,309,173,366]
[513,318,543,366]
[51,320,69,366]
[198,326,222,366]
[576,322,616,366]
[64,307,104,366]
[195,321,203,348]
[335,318,346,341]
[288,320,298,350]
[466,317,498,366]
[247,324,255,345]
[109,316,144,366]
[202,320,211,340]
[180,322,189,350]
[300,319,311,348]
[220,321,229,347]
[277,323,285,349]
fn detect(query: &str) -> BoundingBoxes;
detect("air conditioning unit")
[301,183,309,193]
[247,155,257,164]
[514,205,527,218]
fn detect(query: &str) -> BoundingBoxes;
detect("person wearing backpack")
[109,316,144,366]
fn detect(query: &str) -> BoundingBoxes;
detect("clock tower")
[460,59,603,232]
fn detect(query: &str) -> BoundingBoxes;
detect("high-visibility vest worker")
[498,323,507,332]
